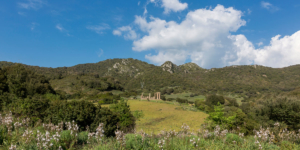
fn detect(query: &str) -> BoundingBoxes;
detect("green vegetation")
[2,59,300,149]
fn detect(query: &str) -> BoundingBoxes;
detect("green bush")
[77,131,88,145]
[225,133,243,144]
[195,99,206,110]
[176,98,188,104]
[125,134,144,149]
[132,110,144,121]
[167,98,175,101]
[205,94,225,107]
[161,95,166,101]
[90,107,119,137]
[45,100,97,131]
[109,99,135,133]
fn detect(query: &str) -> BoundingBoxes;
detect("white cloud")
[133,5,246,52]
[55,24,64,32]
[150,0,188,14]
[30,22,38,30]
[225,31,300,68]
[143,7,148,15]
[113,30,122,36]
[254,31,300,68]
[116,4,300,68]
[131,5,246,68]
[161,0,188,14]
[86,24,110,34]
[247,8,252,14]
[17,0,46,10]
[261,1,279,12]
[138,1,140,6]
[97,49,104,57]
[145,51,187,65]
[257,42,263,46]
[113,26,138,40]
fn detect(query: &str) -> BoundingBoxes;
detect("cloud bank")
[114,4,300,68]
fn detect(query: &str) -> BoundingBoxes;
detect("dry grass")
[127,100,208,134]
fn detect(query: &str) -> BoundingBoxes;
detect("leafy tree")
[109,99,135,132]
[13,95,50,123]
[45,100,97,130]
[0,68,8,94]
[205,94,225,107]
[91,107,120,137]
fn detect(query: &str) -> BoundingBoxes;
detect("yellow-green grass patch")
[127,100,208,134]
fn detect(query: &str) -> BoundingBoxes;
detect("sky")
[0,0,300,69]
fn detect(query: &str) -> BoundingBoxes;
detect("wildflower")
[9,144,16,150]
[158,139,165,149]
[181,123,190,134]
[115,130,126,146]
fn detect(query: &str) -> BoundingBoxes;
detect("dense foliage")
[2,59,300,96]
[0,65,135,138]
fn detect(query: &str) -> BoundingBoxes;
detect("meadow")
[103,100,208,134]
[128,100,208,133]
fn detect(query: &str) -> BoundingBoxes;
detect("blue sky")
[0,0,300,68]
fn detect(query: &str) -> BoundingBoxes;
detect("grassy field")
[164,92,206,102]
[102,100,208,134]
[126,100,208,134]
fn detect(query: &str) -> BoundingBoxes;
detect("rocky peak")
[179,62,202,71]
[161,61,178,74]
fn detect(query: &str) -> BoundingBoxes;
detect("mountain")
[1,59,300,96]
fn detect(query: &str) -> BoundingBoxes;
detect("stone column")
[149,93,151,99]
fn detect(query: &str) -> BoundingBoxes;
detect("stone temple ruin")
[141,92,161,100]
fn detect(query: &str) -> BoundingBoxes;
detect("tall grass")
[1,111,300,150]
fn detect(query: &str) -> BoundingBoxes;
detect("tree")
[0,68,8,93]
[205,94,225,107]
[109,98,135,132]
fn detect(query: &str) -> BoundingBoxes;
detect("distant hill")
[1,59,300,96]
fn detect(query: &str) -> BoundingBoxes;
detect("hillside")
[1,59,300,96]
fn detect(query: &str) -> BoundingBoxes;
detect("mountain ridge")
[1,59,300,95]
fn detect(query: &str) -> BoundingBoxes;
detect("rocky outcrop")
[179,62,203,72]
[161,61,179,74]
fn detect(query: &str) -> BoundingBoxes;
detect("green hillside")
[1,59,300,97]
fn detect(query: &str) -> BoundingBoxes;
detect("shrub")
[225,97,239,107]
[176,98,188,104]
[45,100,97,131]
[161,95,166,101]
[195,99,206,111]
[90,107,119,137]
[205,94,225,107]
[132,110,144,121]
[109,99,135,133]
[12,95,50,124]
[167,98,175,101]
[125,134,144,149]
[77,131,88,145]
[225,133,243,144]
